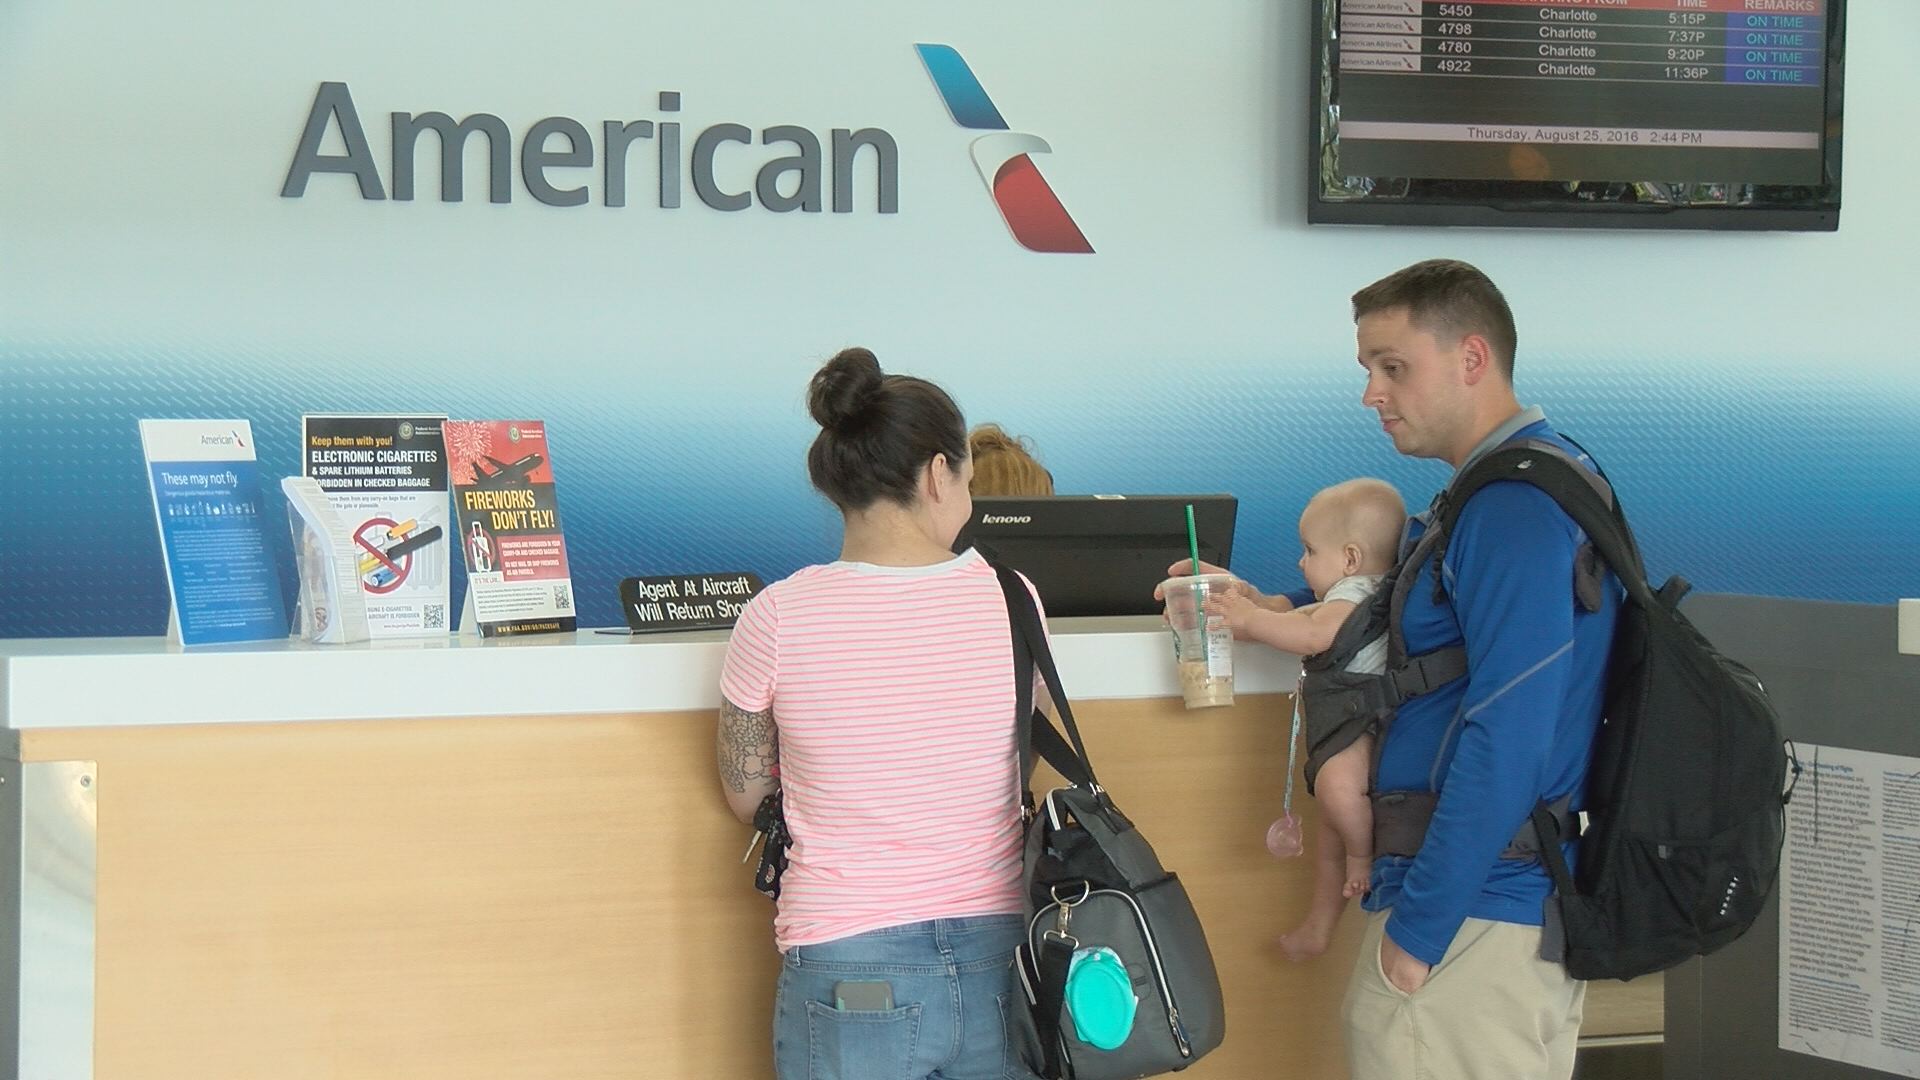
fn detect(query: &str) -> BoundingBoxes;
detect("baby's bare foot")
[1277,919,1334,963]
[1343,855,1373,899]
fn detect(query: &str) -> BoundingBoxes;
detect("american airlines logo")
[981,514,1032,525]
[915,44,1094,254]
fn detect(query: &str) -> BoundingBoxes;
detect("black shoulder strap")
[991,561,1098,791]
[1367,523,1464,797]
[1032,936,1075,1078]
[1435,438,1656,911]
[1437,439,1657,606]
[1382,523,1449,672]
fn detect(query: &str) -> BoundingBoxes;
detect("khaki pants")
[1341,910,1585,1080]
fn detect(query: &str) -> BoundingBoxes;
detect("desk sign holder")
[281,476,372,645]
[605,573,765,634]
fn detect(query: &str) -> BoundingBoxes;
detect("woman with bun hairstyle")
[968,424,1054,497]
[717,347,1045,1080]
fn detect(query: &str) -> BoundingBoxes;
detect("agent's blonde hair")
[967,424,1054,497]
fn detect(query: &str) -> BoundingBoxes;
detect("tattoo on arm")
[718,698,779,794]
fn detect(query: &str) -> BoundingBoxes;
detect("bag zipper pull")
[1168,1006,1193,1057]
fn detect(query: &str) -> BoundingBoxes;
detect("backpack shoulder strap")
[1438,438,1656,604]
[1428,438,1654,906]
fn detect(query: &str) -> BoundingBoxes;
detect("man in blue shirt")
[1339,260,1619,1080]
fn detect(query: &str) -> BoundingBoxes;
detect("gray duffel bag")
[994,562,1226,1079]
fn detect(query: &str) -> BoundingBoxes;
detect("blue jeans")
[773,914,1037,1080]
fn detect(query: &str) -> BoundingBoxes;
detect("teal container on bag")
[1065,946,1138,1051]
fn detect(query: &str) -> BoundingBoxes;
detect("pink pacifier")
[1266,814,1304,858]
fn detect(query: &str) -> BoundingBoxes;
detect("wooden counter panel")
[24,713,782,1080]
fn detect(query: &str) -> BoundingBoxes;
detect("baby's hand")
[1206,591,1263,638]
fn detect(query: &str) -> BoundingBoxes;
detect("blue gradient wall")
[2,3,1915,637]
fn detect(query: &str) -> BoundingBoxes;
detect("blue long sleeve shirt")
[1360,408,1622,966]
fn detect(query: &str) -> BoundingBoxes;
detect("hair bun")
[808,347,885,431]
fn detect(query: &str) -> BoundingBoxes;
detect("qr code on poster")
[423,604,446,630]
[554,585,572,612]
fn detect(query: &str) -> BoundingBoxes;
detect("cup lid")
[1158,572,1238,593]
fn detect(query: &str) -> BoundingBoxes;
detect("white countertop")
[0,619,1301,729]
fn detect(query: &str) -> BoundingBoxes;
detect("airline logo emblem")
[915,44,1094,254]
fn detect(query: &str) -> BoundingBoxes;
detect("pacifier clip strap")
[1283,691,1303,820]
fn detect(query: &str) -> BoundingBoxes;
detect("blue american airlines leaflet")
[139,419,288,645]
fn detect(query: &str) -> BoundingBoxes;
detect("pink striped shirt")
[719,548,1041,951]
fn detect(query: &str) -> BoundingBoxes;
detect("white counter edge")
[1,622,1302,730]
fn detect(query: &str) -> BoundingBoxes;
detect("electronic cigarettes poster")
[444,419,577,637]
[302,415,452,637]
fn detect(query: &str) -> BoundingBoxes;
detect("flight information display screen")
[1310,0,1844,229]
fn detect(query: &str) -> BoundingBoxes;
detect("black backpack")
[1303,438,1797,981]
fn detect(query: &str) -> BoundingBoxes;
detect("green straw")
[1184,503,1201,576]
[1184,503,1210,645]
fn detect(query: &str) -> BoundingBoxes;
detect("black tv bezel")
[1306,0,1847,232]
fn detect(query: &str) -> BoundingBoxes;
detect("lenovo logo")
[981,514,1032,525]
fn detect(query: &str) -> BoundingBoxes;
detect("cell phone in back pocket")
[833,980,895,1011]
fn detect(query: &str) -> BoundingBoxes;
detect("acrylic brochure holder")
[282,476,371,645]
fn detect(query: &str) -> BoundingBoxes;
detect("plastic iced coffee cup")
[1159,573,1237,709]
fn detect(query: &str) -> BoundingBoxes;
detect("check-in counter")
[0,623,1655,1079]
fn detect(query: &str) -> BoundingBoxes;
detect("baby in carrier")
[1210,478,1406,961]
